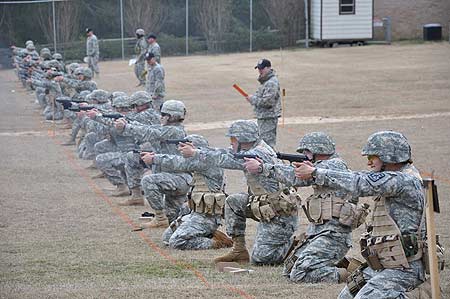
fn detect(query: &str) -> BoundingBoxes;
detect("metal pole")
[52,0,57,52]
[249,0,253,52]
[186,0,189,56]
[120,0,124,60]
[304,0,309,48]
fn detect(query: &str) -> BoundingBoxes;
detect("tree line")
[0,0,305,53]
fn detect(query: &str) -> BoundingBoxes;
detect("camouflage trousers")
[124,151,145,189]
[225,192,298,265]
[78,132,103,160]
[162,212,222,250]
[134,62,146,84]
[284,229,352,283]
[141,172,191,223]
[87,55,99,75]
[43,101,64,120]
[257,118,278,149]
[338,260,425,299]
[152,97,164,113]
[35,87,46,108]
[96,151,127,186]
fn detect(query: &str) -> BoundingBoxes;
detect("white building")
[310,0,373,46]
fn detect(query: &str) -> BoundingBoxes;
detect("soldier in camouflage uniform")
[245,132,367,283]
[144,52,165,112]
[146,33,161,63]
[120,91,161,206]
[245,59,281,149]
[76,90,112,160]
[141,134,232,250]
[179,120,298,264]
[114,100,192,225]
[86,28,100,77]
[56,67,97,94]
[295,131,426,298]
[40,48,52,61]
[89,95,137,197]
[134,29,148,86]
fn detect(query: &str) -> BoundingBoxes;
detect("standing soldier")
[86,28,100,77]
[245,59,281,149]
[146,33,161,63]
[295,131,427,298]
[145,52,165,112]
[134,28,148,87]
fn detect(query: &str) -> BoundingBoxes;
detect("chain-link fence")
[1,0,308,64]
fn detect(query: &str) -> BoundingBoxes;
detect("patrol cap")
[86,28,93,34]
[147,33,157,39]
[255,59,271,69]
[145,52,155,61]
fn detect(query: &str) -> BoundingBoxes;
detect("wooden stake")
[423,177,441,299]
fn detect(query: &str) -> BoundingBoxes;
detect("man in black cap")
[86,28,100,77]
[145,52,165,112]
[245,59,281,149]
[146,33,161,64]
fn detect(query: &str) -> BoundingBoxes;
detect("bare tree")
[263,0,305,46]
[196,0,233,52]
[124,0,168,36]
[35,3,54,44]
[56,1,81,44]
[34,1,80,51]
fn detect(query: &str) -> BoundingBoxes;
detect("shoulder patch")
[368,172,385,182]
[366,172,394,187]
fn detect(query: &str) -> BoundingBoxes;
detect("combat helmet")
[87,89,110,103]
[136,28,145,36]
[297,132,335,155]
[72,90,91,102]
[40,48,52,60]
[160,100,186,118]
[47,59,62,71]
[74,67,93,79]
[25,40,34,47]
[186,134,209,148]
[112,95,131,108]
[67,63,80,74]
[26,43,35,51]
[112,91,127,100]
[52,53,63,61]
[130,91,152,106]
[226,120,259,143]
[361,131,411,163]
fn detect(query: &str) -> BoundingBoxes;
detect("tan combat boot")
[111,184,130,197]
[140,210,169,229]
[213,236,249,264]
[212,230,234,249]
[130,186,143,200]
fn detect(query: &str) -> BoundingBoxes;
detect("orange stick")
[232,84,248,97]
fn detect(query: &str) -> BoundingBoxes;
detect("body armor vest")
[303,190,369,229]
[247,174,297,222]
[188,173,225,216]
[360,196,421,270]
